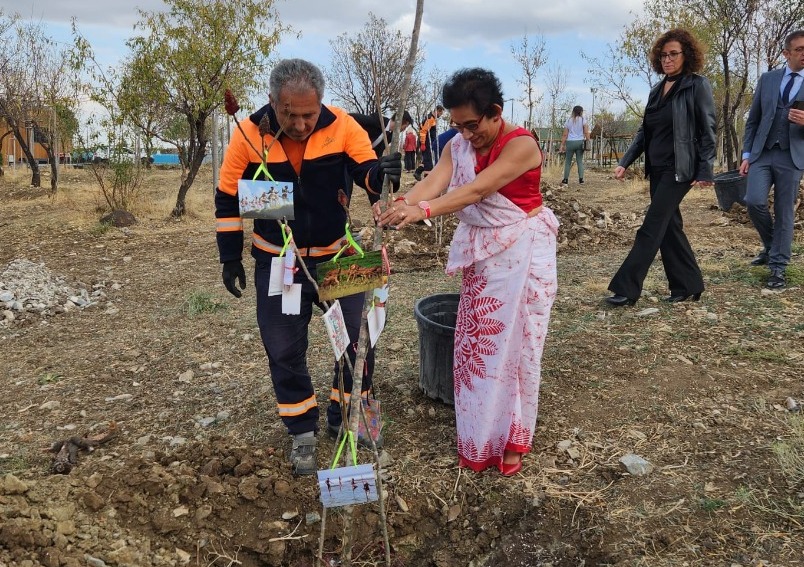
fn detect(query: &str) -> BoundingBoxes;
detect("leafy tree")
[76,0,287,217]
[593,0,804,168]
[510,32,547,128]
[326,13,424,115]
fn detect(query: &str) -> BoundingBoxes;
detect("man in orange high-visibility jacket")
[414,105,444,180]
[215,59,401,476]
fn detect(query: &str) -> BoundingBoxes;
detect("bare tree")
[326,13,424,114]
[510,32,547,128]
[0,15,76,190]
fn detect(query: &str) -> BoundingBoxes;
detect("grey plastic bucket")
[413,293,459,405]
[713,170,747,212]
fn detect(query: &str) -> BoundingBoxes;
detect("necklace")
[665,73,682,83]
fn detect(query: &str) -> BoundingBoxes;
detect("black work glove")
[222,260,246,298]
[378,152,402,192]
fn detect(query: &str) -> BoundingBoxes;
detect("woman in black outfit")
[605,28,716,307]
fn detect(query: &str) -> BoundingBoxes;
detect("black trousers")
[608,169,704,300]
[255,257,374,435]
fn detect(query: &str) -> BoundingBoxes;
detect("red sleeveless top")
[474,124,543,212]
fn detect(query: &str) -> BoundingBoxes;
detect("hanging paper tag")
[367,285,388,347]
[268,257,283,296]
[237,179,295,219]
[281,283,302,314]
[283,248,296,286]
[322,300,350,359]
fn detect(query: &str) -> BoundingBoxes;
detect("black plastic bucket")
[713,170,747,212]
[413,293,459,405]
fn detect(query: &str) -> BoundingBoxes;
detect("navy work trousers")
[254,256,374,436]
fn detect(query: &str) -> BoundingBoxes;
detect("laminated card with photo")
[237,179,294,220]
[316,250,388,303]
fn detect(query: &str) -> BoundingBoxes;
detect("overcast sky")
[4,0,649,123]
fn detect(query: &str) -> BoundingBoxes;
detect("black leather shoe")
[663,292,702,303]
[605,294,636,307]
[766,273,786,289]
[750,250,769,266]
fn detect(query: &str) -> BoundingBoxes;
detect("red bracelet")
[394,196,410,205]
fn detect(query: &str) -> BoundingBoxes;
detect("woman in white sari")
[375,68,558,476]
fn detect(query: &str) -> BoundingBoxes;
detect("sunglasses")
[450,115,486,133]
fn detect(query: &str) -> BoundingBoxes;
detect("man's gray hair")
[269,59,326,101]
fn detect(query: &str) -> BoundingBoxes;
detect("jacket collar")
[248,103,337,138]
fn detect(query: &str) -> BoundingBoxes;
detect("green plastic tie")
[252,150,275,181]
[279,222,293,256]
[330,429,358,469]
[331,223,365,262]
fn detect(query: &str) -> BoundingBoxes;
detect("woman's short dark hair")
[572,105,583,117]
[649,28,705,75]
[441,68,504,118]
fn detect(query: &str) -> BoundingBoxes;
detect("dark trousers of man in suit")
[744,147,803,273]
[608,168,705,300]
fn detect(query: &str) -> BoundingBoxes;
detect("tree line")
[2,0,803,213]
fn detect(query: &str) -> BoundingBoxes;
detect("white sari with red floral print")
[445,133,558,473]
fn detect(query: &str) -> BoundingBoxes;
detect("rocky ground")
[0,165,803,567]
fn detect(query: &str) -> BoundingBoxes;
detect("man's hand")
[613,165,626,180]
[378,152,402,190]
[222,260,246,298]
[738,158,750,176]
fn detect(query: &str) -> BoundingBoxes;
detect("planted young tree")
[326,12,424,114]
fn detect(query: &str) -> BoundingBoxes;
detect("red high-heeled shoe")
[500,456,523,477]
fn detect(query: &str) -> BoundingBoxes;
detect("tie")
[782,72,799,105]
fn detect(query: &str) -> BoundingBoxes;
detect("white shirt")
[564,116,587,141]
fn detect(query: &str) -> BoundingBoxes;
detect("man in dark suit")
[739,30,804,289]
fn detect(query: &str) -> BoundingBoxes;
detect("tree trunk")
[171,116,208,217]
[721,51,734,168]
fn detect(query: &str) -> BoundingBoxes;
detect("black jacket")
[620,73,716,183]
[215,104,383,263]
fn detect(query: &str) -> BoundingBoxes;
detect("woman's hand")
[373,200,426,229]
[614,165,626,180]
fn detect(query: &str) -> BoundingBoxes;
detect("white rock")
[0,291,13,302]
[2,310,14,321]
[39,400,61,410]
[104,394,134,402]
[619,454,654,476]
[177,369,194,383]
[197,417,216,427]
[636,308,660,317]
